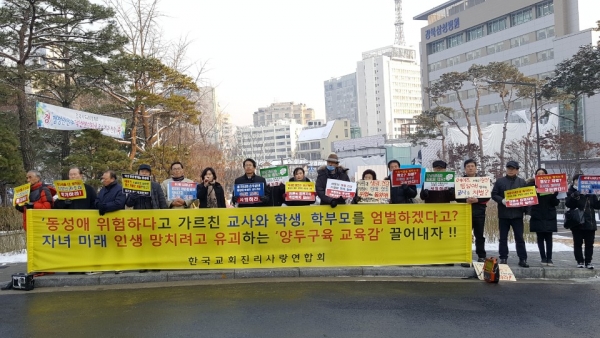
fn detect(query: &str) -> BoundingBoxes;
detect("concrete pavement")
[1,249,598,289]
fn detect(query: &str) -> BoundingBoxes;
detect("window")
[447,56,460,66]
[429,61,443,72]
[510,34,530,48]
[429,40,446,54]
[344,129,348,137]
[466,49,481,61]
[511,8,532,26]
[487,42,503,55]
[537,26,555,40]
[536,1,554,17]
[310,141,320,150]
[537,49,554,62]
[447,33,464,48]
[487,17,507,34]
[466,26,484,41]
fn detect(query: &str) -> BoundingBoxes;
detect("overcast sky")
[158,0,443,126]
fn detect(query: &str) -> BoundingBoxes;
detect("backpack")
[483,257,499,283]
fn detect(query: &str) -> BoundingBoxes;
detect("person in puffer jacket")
[315,153,349,208]
[15,170,56,231]
[282,167,314,206]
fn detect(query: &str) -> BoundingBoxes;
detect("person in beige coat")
[161,161,195,209]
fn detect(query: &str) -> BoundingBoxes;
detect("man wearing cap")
[231,158,271,207]
[126,164,168,210]
[420,160,455,203]
[384,160,417,204]
[316,153,350,208]
[492,161,529,267]
[456,159,489,264]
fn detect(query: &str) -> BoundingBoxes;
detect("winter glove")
[128,193,140,201]
[231,196,238,205]
[25,203,34,209]
[330,199,338,208]
[501,199,507,206]
[421,189,430,199]
[448,187,455,196]
[15,204,24,213]
[355,196,362,203]
[98,204,107,216]
[572,191,581,199]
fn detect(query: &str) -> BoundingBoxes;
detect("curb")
[33,266,600,288]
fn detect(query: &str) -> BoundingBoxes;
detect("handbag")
[564,197,589,229]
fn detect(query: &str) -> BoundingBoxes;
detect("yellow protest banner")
[505,186,538,207]
[27,204,472,273]
[13,183,30,206]
[122,174,152,196]
[54,180,87,200]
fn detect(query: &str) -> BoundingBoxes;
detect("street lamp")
[486,81,541,168]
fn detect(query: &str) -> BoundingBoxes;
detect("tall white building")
[253,102,315,127]
[324,73,359,128]
[415,0,600,142]
[235,119,304,162]
[356,45,423,139]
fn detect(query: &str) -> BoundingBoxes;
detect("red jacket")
[16,182,56,231]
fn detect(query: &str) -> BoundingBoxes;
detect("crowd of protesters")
[14,152,596,270]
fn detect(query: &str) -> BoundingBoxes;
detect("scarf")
[172,176,185,182]
[207,185,218,208]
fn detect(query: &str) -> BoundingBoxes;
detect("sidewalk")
[1,250,598,289]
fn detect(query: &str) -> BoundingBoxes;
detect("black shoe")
[477,257,486,262]
[546,259,554,266]
[500,259,507,264]
[518,260,529,268]
[541,258,547,265]
[460,263,471,268]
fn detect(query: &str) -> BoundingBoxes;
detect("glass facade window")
[466,26,484,41]
[536,1,554,17]
[429,40,446,54]
[511,8,532,26]
[466,49,481,61]
[536,26,555,40]
[487,17,507,34]
[447,33,464,48]
[537,49,554,61]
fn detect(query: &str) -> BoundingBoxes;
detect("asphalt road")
[2,279,600,338]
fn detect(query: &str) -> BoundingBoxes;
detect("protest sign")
[356,180,390,203]
[13,183,30,206]
[578,176,600,194]
[423,172,455,190]
[234,183,265,204]
[122,174,152,196]
[54,180,87,200]
[391,168,422,187]
[505,186,538,207]
[535,173,568,193]
[259,166,289,186]
[168,182,197,200]
[454,177,491,198]
[284,181,316,202]
[325,179,357,199]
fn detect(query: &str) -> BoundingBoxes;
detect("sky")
[158,0,447,126]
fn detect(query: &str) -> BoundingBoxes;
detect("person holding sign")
[54,167,97,210]
[420,160,455,203]
[316,153,350,208]
[95,170,126,216]
[455,159,490,263]
[125,164,167,210]
[491,161,529,267]
[232,158,271,207]
[384,160,417,204]
[197,167,226,208]
[527,168,560,266]
[161,162,195,209]
[282,167,314,206]
[14,170,56,231]
[566,174,600,269]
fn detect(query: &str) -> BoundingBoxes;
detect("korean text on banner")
[535,173,568,193]
[325,179,357,199]
[578,176,600,194]
[168,182,197,201]
[26,204,472,272]
[505,186,538,207]
[391,168,422,187]
[357,180,390,203]
[35,102,126,139]
[285,181,315,202]
[259,166,289,186]
[234,183,264,204]
[122,174,152,196]
[13,183,30,206]
[454,177,491,198]
[54,180,87,200]
[423,172,455,191]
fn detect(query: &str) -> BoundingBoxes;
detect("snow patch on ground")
[0,250,27,264]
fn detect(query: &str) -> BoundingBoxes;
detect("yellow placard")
[505,186,537,200]
[122,175,152,195]
[27,204,472,272]
[54,180,87,200]
[13,183,30,206]
[285,181,315,193]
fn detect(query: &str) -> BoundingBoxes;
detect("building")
[415,0,600,142]
[356,45,423,140]
[324,73,359,128]
[296,119,351,161]
[252,102,315,127]
[235,120,304,162]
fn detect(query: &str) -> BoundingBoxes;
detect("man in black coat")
[95,170,126,216]
[54,167,97,210]
[125,164,168,210]
[231,158,271,208]
[315,153,350,208]
[455,159,490,264]
[491,161,529,267]
[383,160,417,204]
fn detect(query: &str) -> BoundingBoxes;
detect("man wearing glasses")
[161,161,194,209]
